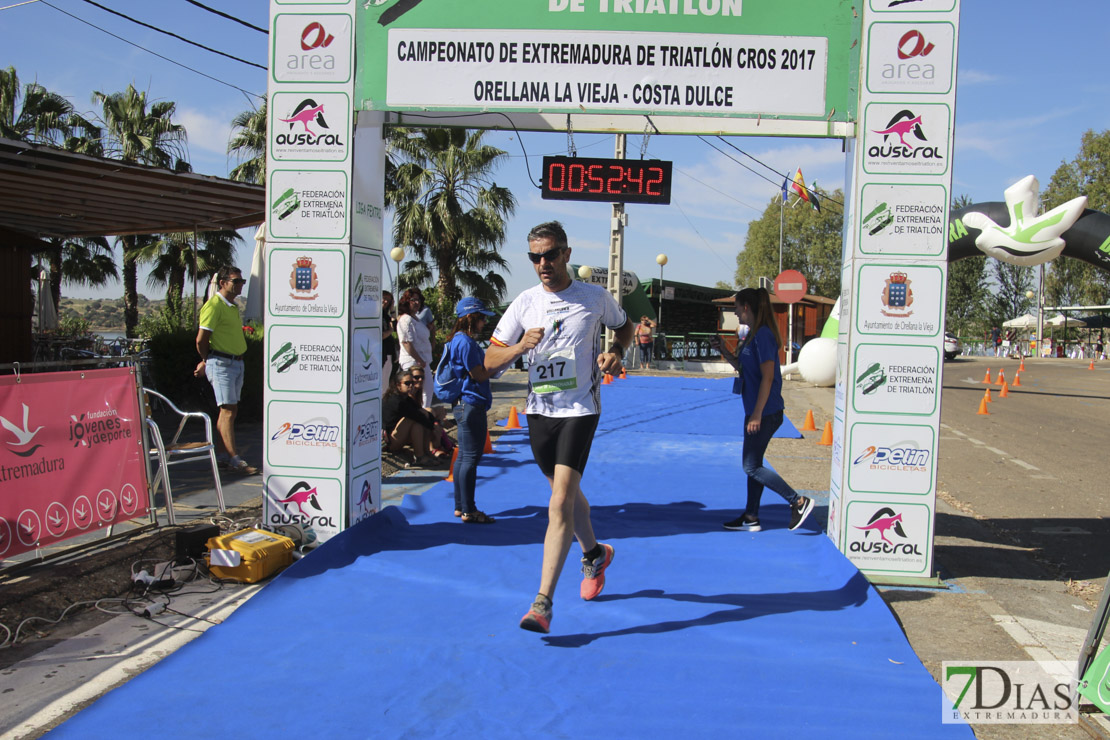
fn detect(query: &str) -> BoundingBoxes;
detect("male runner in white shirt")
[486,221,634,634]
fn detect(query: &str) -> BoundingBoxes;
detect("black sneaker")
[789,496,815,531]
[723,514,762,532]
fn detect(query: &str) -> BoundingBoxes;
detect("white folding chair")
[144,389,226,525]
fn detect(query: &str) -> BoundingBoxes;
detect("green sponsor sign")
[1079,644,1110,713]
[355,0,860,122]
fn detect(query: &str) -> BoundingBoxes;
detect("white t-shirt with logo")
[493,281,627,417]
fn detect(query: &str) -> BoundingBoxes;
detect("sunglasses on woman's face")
[400,381,413,387]
[527,246,564,264]
[411,375,424,382]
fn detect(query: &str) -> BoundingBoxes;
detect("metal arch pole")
[606,133,626,348]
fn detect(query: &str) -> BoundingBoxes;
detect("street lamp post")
[656,254,668,328]
[389,246,405,306]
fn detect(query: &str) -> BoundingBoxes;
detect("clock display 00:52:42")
[540,156,672,204]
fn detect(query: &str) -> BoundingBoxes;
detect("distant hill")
[60,296,165,333]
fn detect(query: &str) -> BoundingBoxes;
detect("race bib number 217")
[530,348,577,394]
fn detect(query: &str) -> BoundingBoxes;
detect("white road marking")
[1010,459,1039,471]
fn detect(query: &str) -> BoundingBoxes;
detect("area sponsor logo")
[68,408,131,449]
[943,661,1077,724]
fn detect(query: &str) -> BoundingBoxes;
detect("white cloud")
[177,107,234,159]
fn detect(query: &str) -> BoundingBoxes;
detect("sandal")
[454,510,462,517]
[461,511,495,524]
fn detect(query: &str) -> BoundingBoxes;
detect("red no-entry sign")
[774,269,807,303]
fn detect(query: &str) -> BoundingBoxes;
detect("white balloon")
[796,337,837,387]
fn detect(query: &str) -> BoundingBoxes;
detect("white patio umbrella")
[1003,313,1038,329]
[242,223,266,322]
[1046,314,1086,328]
[35,267,58,333]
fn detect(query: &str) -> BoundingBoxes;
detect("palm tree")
[92,85,187,337]
[227,98,266,184]
[48,236,118,311]
[0,66,74,144]
[388,127,516,306]
[133,229,241,313]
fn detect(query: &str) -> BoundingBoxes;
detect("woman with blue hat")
[441,296,498,523]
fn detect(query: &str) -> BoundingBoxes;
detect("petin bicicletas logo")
[270,419,340,448]
[269,480,336,529]
[880,271,913,318]
[289,256,319,300]
[869,109,943,161]
[853,443,929,472]
[849,506,921,555]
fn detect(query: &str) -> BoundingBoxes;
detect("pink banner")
[0,367,150,559]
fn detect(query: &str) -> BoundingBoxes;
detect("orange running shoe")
[580,543,614,601]
[519,595,552,633]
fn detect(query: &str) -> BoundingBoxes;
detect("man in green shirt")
[194,266,257,475]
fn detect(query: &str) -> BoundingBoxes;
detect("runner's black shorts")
[526,413,600,478]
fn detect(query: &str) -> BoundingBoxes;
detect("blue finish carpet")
[52,377,967,738]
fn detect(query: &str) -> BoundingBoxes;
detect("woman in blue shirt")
[443,297,497,524]
[712,288,814,533]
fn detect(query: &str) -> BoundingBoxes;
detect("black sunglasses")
[400,380,413,387]
[527,246,564,264]
[411,375,424,381]
[227,277,246,285]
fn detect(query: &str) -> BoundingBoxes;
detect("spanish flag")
[789,168,820,212]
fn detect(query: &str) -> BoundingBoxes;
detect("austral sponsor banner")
[847,422,935,495]
[0,368,149,558]
[264,475,343,543]
[852,343,940,416]
[270,92,351,161]
[349,467,380,526]
[845,501,930,573]
[863,102,950,175]
[266,401,344,470]
[866,23,954,95]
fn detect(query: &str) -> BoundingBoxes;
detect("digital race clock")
[540,156,673,205]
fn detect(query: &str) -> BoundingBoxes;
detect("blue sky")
[4,0,1108,301]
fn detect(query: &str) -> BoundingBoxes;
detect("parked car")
[944,332,962,361]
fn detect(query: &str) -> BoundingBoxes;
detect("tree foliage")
[0,66,74,145]
[388,127,516,307]
[1041,129,1110,307]
[945,194,989,336]
[91,85,187,337]
[734,188,843,298]
[228,98,266,185]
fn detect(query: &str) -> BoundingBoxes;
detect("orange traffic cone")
[1012,372,1022,387]
[801,409,817,431]
[1019,359,1025,372]
[818,421,833,446]
[484,431,494,454]
[505,406,522,429]
[602,373,612,385]
[977,396,990,415]
[982,368,992,384]
[1089,360,1096,370]
[996,369,1006,386]
[999,381,1010,398]
[984,388,993,403]
[619,368,627,379]
[445,447,459,482]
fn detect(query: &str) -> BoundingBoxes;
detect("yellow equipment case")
[205,528,295,583]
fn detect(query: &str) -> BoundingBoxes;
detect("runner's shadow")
[542,573,871,648]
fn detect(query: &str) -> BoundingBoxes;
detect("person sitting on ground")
[407,367,452,452]
[381,370,449,466]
